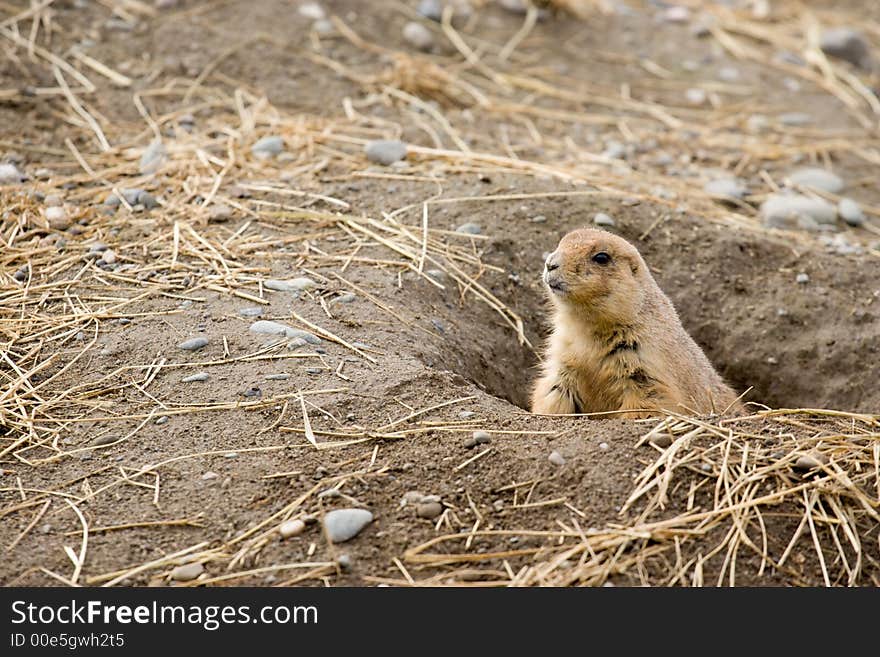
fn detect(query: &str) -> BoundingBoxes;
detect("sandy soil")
[1,0,879,587]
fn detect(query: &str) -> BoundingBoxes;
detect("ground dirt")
[1,0,879,587]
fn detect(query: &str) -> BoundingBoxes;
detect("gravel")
[178,337,209,351]
[105,188,158,209]
[593,212,615,227]
[170,563,204,582]
[249,320,321,343]
[548,450,566,466]
[182,372,209,382]
[323,508,373,543]
[796,273,810,284]
[263,277,317,292]
[455,222,482,235]
[238,307,264,317]
[44,206,70,230]
[416,501,443,519]
[364,140,407,165]
[280,519,306,538]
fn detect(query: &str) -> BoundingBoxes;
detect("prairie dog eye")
[592,251,611,265]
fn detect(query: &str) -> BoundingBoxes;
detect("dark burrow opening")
[427,214,880,415]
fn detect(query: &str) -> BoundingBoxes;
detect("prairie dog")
[531,228,741,418]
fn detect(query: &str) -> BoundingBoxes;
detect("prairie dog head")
[542,228,648,325]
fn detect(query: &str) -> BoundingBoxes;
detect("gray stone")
[249,320,321,343]
[425,269,446,282]
[91,435,117,447]
[100,249,117,264]
[170,562,204,582]
[323,508,373,543]
[238,307,264,317]
[208,204,233,222]
[820,28,871,69]
[685,88,707,105]
[718,66,740,82]
[548,450,566,466]
[704,178,747,200]
[796,273,810,284]
[473,430,491,444]
[593,213,616,227]
[201,471,218,480]
[416,501,443,519]
[178,337,209,351]
[105,188,157,209]
[794,452,828,472]
[401,491,424,505]
[787,167,844,194]
[0,163,24,183]
[838,198,864,226]
[263,277,317,292]
[45,206,70,230]
[265,373,289,380]
[760,194,837,229]
[403,21,434,51]
[779,112,811,126]
[44,194,63,207]
[156,416,169,425]
[455,222,481,235]
[332,293,357,304]
[459,411,476,419]
[365,140,407,166]
[417,0,442,22]
[252,135,284,158]
[139,140,166,174]
[182,372,209,382]
[649,434,673,448]
[298,2,325,19]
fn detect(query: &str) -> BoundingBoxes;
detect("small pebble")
[0,163,24,183]
[704,178,747,200]
[793,452,828,472]
[837,198,864,227]
[139,139,166,174]
[280,518,306,538]
[323,508,373,543]
[238,307,264,317]
[787,168,844,194]
[401,491,424,506]
[796,273,810,284]
[208,204,233,223]
[649,434,673,448]
[760,194,836,229]
[333,293,357,304]
[265,373,289,380]
[178,337,209,351]
[820,28,871,69]
[416,501,443,519]
[45,206,70,230]
[170,563,204,582]
[263,277,317,292]
[101,249,117,264]
[91,435,117,447]
[548,451,566,466]
[252,135,284,158]
[662,6,690,23]
[417,0,442,22]
[156,416,169,425]
[473,431,491,444]
[459,410,476,419]
[456,222,481,235]
[365,140,407,166]
[685,88,707,105]
[182,372,209,382]
[718,66,740,82]
[425,269,446,282]
[599,442,609,451]
[778,112,811,126]
[402,21,434,52]
[336,554,353,570]
[201,471,218,481]
[593,213,615,227]
[249,320,320,343]
[298,2,325,19]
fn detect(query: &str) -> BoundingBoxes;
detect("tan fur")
[531,228,742,418]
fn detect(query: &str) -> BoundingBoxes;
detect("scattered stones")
[238,307,264,317]
[0,163,24,183]
[178,337,209,351]
[787,168,844,194]
[820,28,871,69]
[455,222,482,235]
[704,178,747,200]
[323,508,373,543]
[208,203,233,223]
[251,135,284,159]
[593,212,615,227]
[458,410,476,419]
[182,372,209,382]
[249,320,321,343]
[837,198,864,226]
[156,416,169,425]
[263,277,317,292]
[416,501,443,519]
[170,563,204,582]
[105,188,157,209]
[265,373,289,380]
[548,450,566,466]
[44,206,70,230]
[201,471,219,481]
[100,249,117,264]
[649,434,673,448]
[91,435,117,447]
[139,139,166,174]
[403,21,433,52]
[796,273,810,284]
[760,194,837,229]
[365,139,407,166]
[793,452,828,472]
